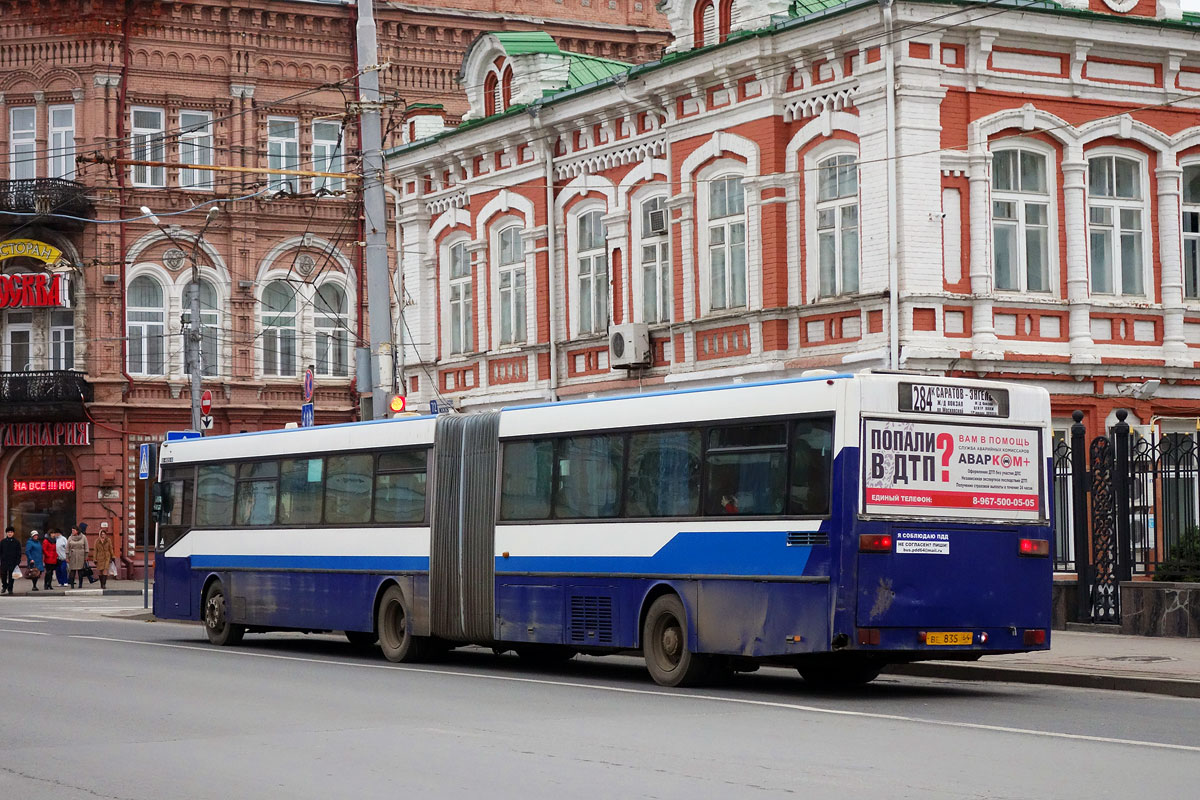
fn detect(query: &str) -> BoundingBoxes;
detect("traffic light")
[389,395,407,416]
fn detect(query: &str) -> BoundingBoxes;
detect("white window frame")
[3,309,33,371]
[634,192,671,324]
[703,173,747,312]
[570,206,609,336]
[48,105,75,181]
[130,107,166,187]
[126,274,167,375]
[183,278,221,378]
[267,116,300,193]
[49,309,75,371]
[1086,150,1150,298]
[494,224,527,346]
[9,107,36,181]
[813,153,860,298]
[260,279,298,377]
[179,110,214,190]
[990,142,1055,295]
[1181,162,1200,301]
[312,121,344,195]
[446,240,473,355]
[314,281,350,377]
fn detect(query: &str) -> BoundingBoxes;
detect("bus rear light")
[857,628,881,645]
[1023,629,1046,646]
[859,534,893,553]
[1018,538,1050,557]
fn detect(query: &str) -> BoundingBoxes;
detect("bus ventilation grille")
[569,596,614,644]
[787,531,829,547]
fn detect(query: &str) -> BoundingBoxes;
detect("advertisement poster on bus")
[861,418,1044,521]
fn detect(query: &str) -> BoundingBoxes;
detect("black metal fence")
[1058,410,1200,623]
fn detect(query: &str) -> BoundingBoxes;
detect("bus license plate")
[926,631,973,646]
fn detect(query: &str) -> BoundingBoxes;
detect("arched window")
[484,73,500,117]
[639,196,671,323]
[815,154,859,297]
[448,242,472,354]
[576,210,608,334]
[497,226,525,345]
[1087,153,1147,296]
[127,275,166,375]
[992,148,1050,293]
[501,66,514,111]
[708,175,747,309]
[694,0,717,48]
[718,0,735,41]
[315,283,349,377]
[1183,165,1200,299]
[261,280,297,377]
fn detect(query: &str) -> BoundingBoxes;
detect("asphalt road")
[0,595,1196,799]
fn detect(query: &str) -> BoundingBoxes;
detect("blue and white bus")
[153,372,1054,687]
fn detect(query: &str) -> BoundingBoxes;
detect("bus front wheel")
[643,594,710,687]
[377,585,429,663]
[203,582,245,646]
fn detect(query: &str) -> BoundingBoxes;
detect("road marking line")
[60,633,1200,754]
[0,628,50,635]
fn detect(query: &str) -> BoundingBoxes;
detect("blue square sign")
[301,402,314,428]
[138,443,153,480]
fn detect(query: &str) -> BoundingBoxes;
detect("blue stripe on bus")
[498,531,817,577]
[189,554,430,572]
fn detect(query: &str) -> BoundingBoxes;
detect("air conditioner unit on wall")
[647,208,668,235]
[609,323,651,368]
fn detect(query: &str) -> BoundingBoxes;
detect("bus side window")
[374,450,427,523]
[790,417,833,517]
[196,464,236,527]
[279,458,324,525]
[325,454,373,525]
[703,424,788,516]
[554,435,624,519]
[235,461,279,526]
[500,440,552,520]
[627,430,700,517]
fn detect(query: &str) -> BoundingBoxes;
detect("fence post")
[1070,410,1091,622]
[1113,409,1133,585]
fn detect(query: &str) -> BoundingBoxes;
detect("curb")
[887,662,1200,699]
[0,588,149,598]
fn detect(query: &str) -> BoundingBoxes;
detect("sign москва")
[0,239,71,309]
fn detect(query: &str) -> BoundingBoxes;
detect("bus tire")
[642,594,710,687]
[377,585,428,663]
[345,630,378,649]
[798,657,882,689]
[203,581,245,646]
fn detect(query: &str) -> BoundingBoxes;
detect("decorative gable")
[658,0,792,52]
[458,32,572,121]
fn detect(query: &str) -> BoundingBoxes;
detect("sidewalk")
[888,627,1200,698]
[1,578,148,598]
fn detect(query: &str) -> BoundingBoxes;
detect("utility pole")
[357,0,394,419]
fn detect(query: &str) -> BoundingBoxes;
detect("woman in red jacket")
[41,530,59,591]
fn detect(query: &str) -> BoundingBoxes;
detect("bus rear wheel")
[377,585,429,663]
[643,594,710,687]
[203,582,245,646]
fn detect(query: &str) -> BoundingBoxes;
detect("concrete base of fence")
[1052,576,1083,630]
[1121,581,1200,638]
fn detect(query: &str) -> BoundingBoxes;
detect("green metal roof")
[491,31,561,56]
[565,53,633,89]
[788,0,854,15]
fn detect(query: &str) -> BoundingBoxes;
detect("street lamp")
[140,205,220,433]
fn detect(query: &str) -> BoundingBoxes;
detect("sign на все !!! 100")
[860,418,1042,521]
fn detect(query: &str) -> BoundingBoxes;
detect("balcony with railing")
[0,371,92,420]
[0,179,94,231]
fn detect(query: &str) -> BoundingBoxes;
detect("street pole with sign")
[138,443,156,610]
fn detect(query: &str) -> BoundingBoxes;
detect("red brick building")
[0,0,668,569]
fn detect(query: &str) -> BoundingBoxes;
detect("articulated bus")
[153,373,1053,687]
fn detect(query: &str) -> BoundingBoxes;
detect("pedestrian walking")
[24,530,43,592]
[77,523,97,584]
[67,527,89,589]
[0,526,21,596]
[41,530,59,590]
[56,528,70,587]
[94,527,114,590]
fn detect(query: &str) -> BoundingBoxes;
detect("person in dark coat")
[24,531,43,592]
[0,526,22,595]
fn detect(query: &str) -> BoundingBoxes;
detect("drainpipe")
[881,0,900,371]
[542,140,559,400]
[382,184,405,393]
[116,2,135,392]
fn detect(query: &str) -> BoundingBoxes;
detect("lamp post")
[140,205,220,433]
